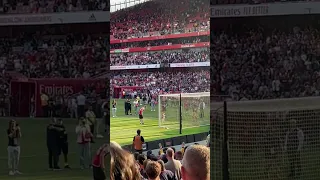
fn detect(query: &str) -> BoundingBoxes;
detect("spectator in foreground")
[110,141,141,180]
[145,161,162,180]
[92,143,109,180]
[165,148,182,179]
[138,154,148,179]
[181,145,210,180]
[157,160,176,180]
[175,151,183,162]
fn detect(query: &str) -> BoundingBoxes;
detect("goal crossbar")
[159,92,210,97]
[212,96,320,112]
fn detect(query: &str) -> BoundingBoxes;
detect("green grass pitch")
[0,118,108,180]
[0,98,208,179]
[110,99,209,146]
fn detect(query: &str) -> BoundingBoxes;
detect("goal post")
[158,92,210,130]
[212,97,320,180]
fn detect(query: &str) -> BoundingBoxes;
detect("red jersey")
[139,108,144,115]
[92,144,108,167]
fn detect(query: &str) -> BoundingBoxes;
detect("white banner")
[211,2,320,18]
[111,64,160,70]
[0,11,109,26]
[170,62,210,68]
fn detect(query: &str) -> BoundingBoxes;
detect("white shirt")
[71,98,77,108]
[77,94,86,105]
[199,102,205,109]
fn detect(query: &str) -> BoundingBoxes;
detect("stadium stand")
[111,0,210,40]
[0,24,108,117]
[111,70,210,94]
[212,17,320,100]
[0,0,109,117]
[212,11,320,180]
[110,0,210,98]
[111,36,209,49]
[0,33,107,78]
[111,50,209,65]
[1,0,109,13]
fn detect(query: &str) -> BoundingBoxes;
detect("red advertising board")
[10,78,103,117]
[110,31,210,44]
[110,42,210,53]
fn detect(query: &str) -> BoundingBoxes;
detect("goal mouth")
[212,96,320,180]
[158,92,210,130]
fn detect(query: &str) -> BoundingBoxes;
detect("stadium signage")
[0,11,110,26]
[40,85,74,95]
[110,64,160,70]
[211,2,320,18]
[170,62,210,68]
[110,42,210,53]
[110,31,210,44]
[211,5,268,17]
[11,78,103,116]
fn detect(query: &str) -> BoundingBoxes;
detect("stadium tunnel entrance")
[10,80,36,117]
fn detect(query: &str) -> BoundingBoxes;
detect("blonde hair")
[110,142,141,180]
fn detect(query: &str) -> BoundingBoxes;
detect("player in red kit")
[139,106,146,125]
[92,144,109,180]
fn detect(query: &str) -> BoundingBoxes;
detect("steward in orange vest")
[133,129,145,154]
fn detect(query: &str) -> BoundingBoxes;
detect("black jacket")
[46,124,58,148]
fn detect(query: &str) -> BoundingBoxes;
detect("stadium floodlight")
[158,92,210,131]
[213,96,320,180]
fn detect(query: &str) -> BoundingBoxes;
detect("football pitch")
[110,99,210,146]
[0,117,108,180]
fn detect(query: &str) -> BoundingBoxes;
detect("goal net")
[212,97,320,180]
[158,92,210,129]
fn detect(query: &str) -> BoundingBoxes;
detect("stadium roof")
[111,0,151,12]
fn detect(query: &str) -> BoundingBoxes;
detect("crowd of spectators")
[111,36,209,49]
[0,33,107,79]
[1,0,109,14]
[111,0,209,39]
[111,70,210,95]
[111,50,209,66]
[110,141,210,180]
[212,26,320,100]
[0,28,107,116]
[211,0,311,5]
